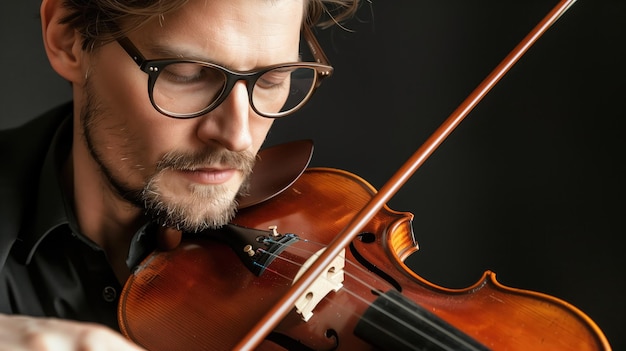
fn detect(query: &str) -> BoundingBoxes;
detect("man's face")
[77,0,304,232]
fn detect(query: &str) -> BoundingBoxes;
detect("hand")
[0,314,145,351]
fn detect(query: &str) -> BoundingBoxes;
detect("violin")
[119,165,610,350]
[118,0,612,349]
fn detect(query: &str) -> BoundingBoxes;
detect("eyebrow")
[141,41,303,70]
[144,43,216,62]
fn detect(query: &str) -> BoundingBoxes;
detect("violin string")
[256,248,434,349]
[257,244,470,351]
[256,237,483,351]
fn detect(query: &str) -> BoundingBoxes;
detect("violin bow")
[236,0,578,349]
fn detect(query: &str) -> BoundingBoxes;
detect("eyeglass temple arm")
[302,25,331,66]
[117,36,146,67]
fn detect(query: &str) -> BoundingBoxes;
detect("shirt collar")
[16,113,157,267]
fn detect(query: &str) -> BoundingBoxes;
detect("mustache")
[156,148,257,173]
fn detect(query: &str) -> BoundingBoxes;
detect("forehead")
[129,0,305,67]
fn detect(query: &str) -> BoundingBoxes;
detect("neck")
[67,129,146,283]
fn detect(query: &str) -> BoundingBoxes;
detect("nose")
[195,81,253,152]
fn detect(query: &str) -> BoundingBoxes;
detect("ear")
[40,0,86,84]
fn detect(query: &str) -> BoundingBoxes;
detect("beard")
[140,149,255,232]
[80,82,256,233]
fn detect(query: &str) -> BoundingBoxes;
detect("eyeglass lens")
[151,63,317,118]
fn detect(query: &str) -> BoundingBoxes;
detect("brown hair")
[60,0,360,50]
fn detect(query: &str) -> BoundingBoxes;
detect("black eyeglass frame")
[116,26,333,119]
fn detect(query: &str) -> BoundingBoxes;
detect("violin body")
[118,168,610,350]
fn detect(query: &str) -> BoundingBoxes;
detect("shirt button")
[102,286,117,302]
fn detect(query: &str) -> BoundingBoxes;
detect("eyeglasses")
[116,26,333,119]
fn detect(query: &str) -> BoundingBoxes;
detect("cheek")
[96,62,152,127]
[89,56,180,171]
[251,117,275,153]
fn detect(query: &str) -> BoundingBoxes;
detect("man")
[0,0,359,349]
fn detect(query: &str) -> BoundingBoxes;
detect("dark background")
[2,0,624,349]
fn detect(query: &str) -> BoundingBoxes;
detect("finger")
[156,226,182,251]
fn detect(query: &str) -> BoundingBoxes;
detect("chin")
[143,175,242,232]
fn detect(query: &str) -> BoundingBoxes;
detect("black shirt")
[0,103,154,330]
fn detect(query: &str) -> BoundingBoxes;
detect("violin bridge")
[293,248,345,322]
